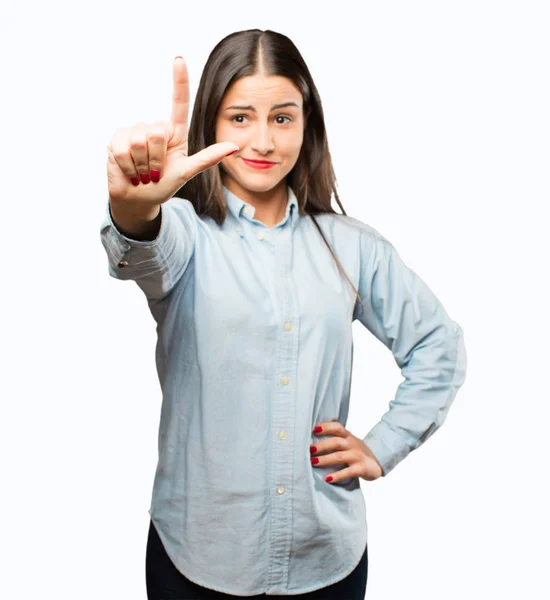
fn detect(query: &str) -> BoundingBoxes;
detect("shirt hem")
[151,513,368,596]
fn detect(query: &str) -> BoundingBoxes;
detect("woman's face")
[215,73,306,196]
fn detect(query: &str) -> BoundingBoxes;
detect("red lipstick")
[242,158,277,170]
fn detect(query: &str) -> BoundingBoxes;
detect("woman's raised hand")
[106,57,238,207]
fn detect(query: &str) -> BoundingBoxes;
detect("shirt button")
[281,376,289,385]
[117,260,129,268]
[257,232,265,240]
[279,431,287,440]
[243,206,249,215]
[277,486,286,495]
[284,321,292,331]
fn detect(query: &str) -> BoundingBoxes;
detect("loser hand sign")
[106,57,239,207]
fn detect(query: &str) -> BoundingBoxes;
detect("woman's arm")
[99,197,198,303]
[354,229,467,476]
[109,200,161,241]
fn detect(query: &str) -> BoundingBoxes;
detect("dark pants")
[146,519,368,599]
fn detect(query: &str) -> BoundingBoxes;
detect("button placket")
[267,224,299,589]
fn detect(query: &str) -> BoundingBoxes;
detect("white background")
[1,1,548,598]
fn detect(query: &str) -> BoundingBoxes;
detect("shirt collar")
[223,184,299,230]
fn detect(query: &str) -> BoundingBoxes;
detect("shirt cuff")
[362,421,411,477]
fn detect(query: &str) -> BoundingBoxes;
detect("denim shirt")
[99,184,467,596]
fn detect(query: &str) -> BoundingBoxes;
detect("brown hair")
[174,28,363,313]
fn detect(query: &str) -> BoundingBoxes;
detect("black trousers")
[146,519,368,599]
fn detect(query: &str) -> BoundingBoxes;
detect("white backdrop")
[1,1,548,598]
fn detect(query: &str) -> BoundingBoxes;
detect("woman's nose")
[251,124,275,154]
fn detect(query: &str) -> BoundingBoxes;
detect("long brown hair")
[174,28,362,312]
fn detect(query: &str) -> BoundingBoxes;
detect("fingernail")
[311,457,319,465]
[326,476,333,483]
[150,169,160,183]
[314,426,323,433]
[131,177,140,186]
[140,173,150,184]
[226,149,239,157]
[310,446,317,454]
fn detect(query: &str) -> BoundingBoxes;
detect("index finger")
[171,56,189,142]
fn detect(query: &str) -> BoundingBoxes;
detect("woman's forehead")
[223,75,302,104]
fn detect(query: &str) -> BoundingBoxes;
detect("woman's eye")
[230,115,292,124]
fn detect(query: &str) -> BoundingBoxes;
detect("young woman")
[101,28,466,600]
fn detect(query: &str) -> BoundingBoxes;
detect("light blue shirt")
[99,183,466,596]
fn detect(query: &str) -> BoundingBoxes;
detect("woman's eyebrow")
[224,102,300,112]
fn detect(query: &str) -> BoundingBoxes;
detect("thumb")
[182,142,239,181]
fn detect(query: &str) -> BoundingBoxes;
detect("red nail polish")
[226,149,239,157]
[131,177,140,186]
[326,476,333,483]
[311,457,319,465]
[140,172,150,184]
[150,169,160,182]
[310,446,317,454]
[314,426,323,433]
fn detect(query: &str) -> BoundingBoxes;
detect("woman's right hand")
[106,56,238,207]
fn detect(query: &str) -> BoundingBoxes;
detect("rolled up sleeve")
[99,197,198,302]
[354,230,467,476]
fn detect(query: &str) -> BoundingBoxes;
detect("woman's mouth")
[241,158,277,170]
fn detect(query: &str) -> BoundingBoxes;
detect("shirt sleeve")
[99,197,198,302]
[354,229,467,477]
